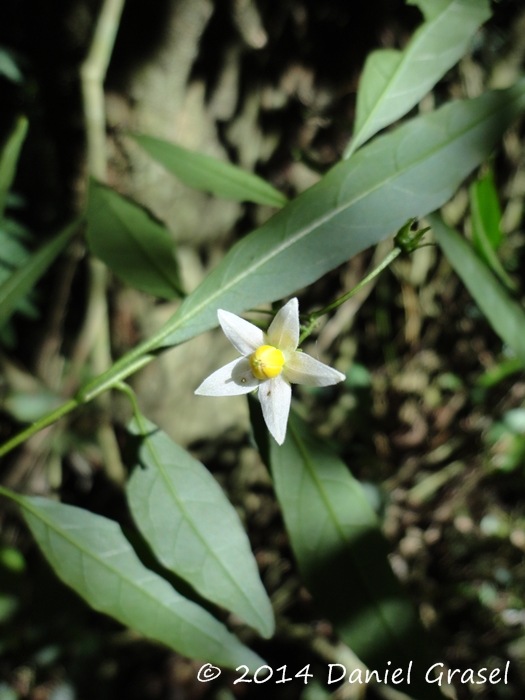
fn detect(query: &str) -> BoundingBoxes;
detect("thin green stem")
[0,245,402,458]
[79,0,127,485]
[113,381,148,436]
[0,399,78,459]
[0,484,23,503]
[77,354,154,403]
[299,247,401,344]
[0,345,156,460]
[0,228,424,460]
[0,354,154,461]
[81,0,126,181]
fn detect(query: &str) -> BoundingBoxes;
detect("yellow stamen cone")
[249,345,285,380]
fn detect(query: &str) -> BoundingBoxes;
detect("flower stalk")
[298,218,430,343]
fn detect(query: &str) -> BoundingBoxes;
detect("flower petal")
[218,309,265,355]
[258,374,291,445]
[284,351,346,387]
[267,297,299,353]
[195,357,260,396]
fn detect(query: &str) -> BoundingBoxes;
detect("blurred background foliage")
[1,0,525,699]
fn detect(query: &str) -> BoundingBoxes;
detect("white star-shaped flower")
[195,298,345,445]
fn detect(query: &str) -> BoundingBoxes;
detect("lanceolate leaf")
[431,213,525,365]
[469,168,515,290]
[76,83,525,402]
[251,409,439,700]
[344,0,491,158]
[0,49,24,84]
[0,116,28,219]
[132,134,288,208]
[476,357,524,388]
[0,228,30,267]
[0,220,79,330]
[86,181,183,299]
[471,167,502,249]
[0,488,263,670]
[154,83,525,350]
[126,418,275,638]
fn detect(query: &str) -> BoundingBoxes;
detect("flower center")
[249,345,285,380]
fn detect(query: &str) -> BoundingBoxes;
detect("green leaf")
[75,83,525,405]
[126,418,275,638]
[86,181,183,299]
[0,229,31,267]
[0,116,28,219]
[0,218,33,242]
[156,83,525,349]
[469,168,515,290]
[251,408,439,700]
[0,220,79,330]
[132,134,288,208]
[476,357,524,388]
[0,487,263,670]
[430,213,525,365]
[470,167,502,249]
[0,49,23,84]
[344,0,491,158]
